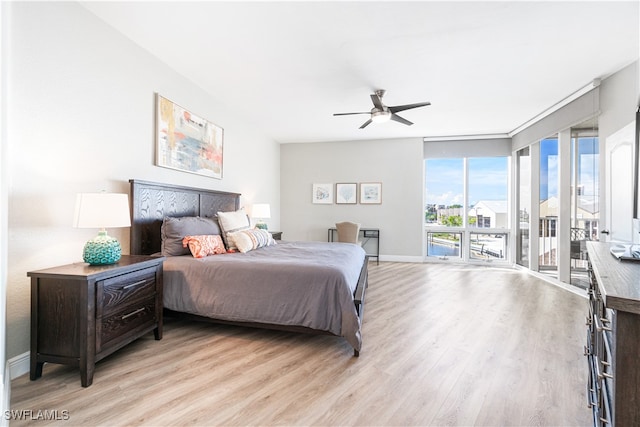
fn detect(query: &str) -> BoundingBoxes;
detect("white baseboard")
[1,362,10,427]
[8,352,29,380]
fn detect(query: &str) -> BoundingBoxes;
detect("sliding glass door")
[516,147,530,267]
[570,131,599,288]
[539,138,558,278]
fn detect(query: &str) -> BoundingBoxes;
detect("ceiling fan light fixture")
[371,110,391,123]
[333,90,430,128]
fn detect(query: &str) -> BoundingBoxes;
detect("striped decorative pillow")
[216,209,251,251]
[229,229,277,253]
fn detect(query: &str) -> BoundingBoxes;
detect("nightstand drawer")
[98,297,157,352]
[98,267,157,315]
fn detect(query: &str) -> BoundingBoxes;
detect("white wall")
[597,61,639,239]
[1,1,9,421]
[280,138,424,261]
[599,61,638,147]
[5,2,280,361]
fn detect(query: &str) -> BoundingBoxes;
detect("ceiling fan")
[333,89,431,129]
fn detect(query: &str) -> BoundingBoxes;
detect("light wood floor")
[11,262,592,426]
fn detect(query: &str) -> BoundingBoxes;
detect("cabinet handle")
[598,372,613,380]
[599,417,610,424]
[121,280,147,290]
[596,324,612,332]
[121,307,146,320]
[586,388,597,408]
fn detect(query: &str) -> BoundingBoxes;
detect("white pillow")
[217,209,250,250]
[229,229,276,253]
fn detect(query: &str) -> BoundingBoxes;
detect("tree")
[442,215,462,227]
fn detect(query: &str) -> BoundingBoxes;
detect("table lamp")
[252,203,271,230]
[73,193,131,265]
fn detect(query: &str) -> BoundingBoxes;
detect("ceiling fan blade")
[388,102,431,113]
[359,119,373,129]
[333,112,370,116]
[391,113,413,126]
[370,94,384,110]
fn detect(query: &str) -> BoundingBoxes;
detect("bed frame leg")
[354,349,359,357]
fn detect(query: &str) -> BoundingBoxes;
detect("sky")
[426,137,599,208]
[425,157,508,207]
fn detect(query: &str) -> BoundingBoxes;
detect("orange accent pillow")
[182,235,227,258]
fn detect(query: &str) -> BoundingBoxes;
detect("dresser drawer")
[97,297,157,353]
[97,266,157,316]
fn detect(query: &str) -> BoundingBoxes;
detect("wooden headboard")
[129,179,241,255]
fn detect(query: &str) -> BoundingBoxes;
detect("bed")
[129,179,368,356]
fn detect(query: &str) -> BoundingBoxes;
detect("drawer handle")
[584,346,591,356]
[596,324,612,333]
[121,280,148,290]
[600,317,611,324]
[599,417,610,424]
[585,316,592,326]
[121,307,146,320]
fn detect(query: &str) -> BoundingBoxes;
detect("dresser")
[28,255,164,387]
[586,242,640,425]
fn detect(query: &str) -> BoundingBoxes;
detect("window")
[516,147,530,267]
[425,156,510,261]
[469,232,508,261]
[540,138,558,270]
[425,158,463,227]
[426,232,461,258]
[468,157,509,230]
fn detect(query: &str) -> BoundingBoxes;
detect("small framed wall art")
[336,183,357,204]
[312,183,333,204]
[360,182,382,204]
[156,94,224,179]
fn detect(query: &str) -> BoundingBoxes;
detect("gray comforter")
[163,240,366,351]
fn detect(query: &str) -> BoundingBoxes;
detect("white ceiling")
[81,1,639,144]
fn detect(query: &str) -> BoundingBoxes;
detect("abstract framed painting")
[312,183,333,204]
[360,182,382,204]
[336,183,357,204]
[156,94,224,179]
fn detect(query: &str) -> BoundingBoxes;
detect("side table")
[28,255,164,387]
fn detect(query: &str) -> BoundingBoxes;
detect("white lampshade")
[252,203,271,219]
[73,193,131,229]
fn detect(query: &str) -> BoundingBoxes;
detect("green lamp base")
[255,222,268,230]
[83,230,122,265]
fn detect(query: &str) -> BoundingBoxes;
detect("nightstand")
[27,255,164,387]
[270,231,282,240]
